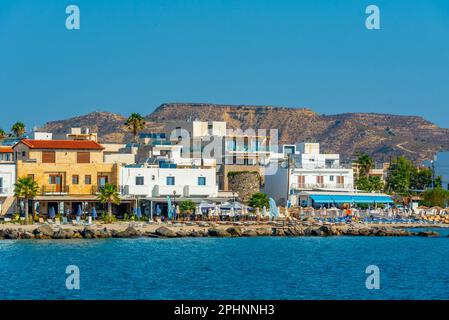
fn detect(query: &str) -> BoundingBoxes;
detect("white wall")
[120,166,218,198]
[264,167,289,205]
[0,163,15,196]
[435,152,449,190]
[104,153,136,165]
[290,168,354,190]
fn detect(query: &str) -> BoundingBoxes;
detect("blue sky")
[0,0,448,131]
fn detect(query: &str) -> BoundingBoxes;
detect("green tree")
[97,183,121,219]
[356,153,374,178]
[386,156,415,194]
[125,113,146,142]
[410,168,432,191]
[14,177,39,223]
[180,200,196,214]
[421,187,449,208]
[0,128,6,141]
[11,122,26,138]
[248,192,269,209]
[356,176,384,192]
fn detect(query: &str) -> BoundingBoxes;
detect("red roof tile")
[16,139,104,150]
[0,147,13,153]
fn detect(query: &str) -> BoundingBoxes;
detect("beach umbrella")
[35,203,40,215]
[269,198,279,219]
[77,204,82,217]
[133,207,137,216]
[65,208,70,216]
[49,207,55,219]
[167,196,173,220]
[91,207,97,220]
[136,207,142,219]
[156,205,161,216]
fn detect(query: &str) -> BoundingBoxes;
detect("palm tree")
[0,128,6,142]
[11,122,26,138]
[14,177,39,223]
[357,153,374,178]
[97,183,121,219]
[125,113,146,142]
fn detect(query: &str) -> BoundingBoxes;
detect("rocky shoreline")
[0,222,442,240]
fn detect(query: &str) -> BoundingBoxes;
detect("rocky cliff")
[42,103,449,162]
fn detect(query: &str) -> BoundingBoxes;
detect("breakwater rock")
[0,224,442,240]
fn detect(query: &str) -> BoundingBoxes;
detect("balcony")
[226,146,271,153]
[183,185,218,197]
[121,185,149,196]
[0,187,11,195]
[291,183,354,190]
[42,185,69,195]
[152,185,184,197]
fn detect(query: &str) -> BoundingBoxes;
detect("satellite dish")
[280,161,288,168]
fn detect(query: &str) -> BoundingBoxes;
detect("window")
[72,175,79,185]
[136,176,144,185]
[198,177,206,186]
[42,151,55,163]
[97,175,108,187]
[316,176,324,184]
[27,174,34,181]
[166,176,175,186]
[49,174,62,185]
[85,175,92,185]
[151,175,155,181]
[297,175,305,187]
[77,152,90,163]
[337,176,345,184]
[22,151,26,157]
[329,176,334,182]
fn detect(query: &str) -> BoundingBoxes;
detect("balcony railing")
[41,185,69,195]
[0,187,11,195]
[291,183,354,190]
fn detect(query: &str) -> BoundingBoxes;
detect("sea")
[1,228,449,300]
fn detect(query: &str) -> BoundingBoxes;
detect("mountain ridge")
[41,103,449,163]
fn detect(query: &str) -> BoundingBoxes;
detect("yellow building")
[13,139,130,217]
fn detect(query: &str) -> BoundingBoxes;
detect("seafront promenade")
[0,219,443,240]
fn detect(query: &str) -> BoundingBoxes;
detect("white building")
[0,147,16,215]
[264,142,354,206]
[119,163,221,216]
[434,152,449,190]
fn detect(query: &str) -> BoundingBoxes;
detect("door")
[49,174,63,192]
[97,175,109,192]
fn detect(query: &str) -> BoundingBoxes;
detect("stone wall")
[227,171,260,204]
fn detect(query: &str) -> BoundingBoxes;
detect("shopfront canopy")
[310,194,393,204]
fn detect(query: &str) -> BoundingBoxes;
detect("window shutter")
[42,151,56,163]
[77,152,90,163]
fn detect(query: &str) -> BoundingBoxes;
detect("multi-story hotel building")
[13,139,129,216]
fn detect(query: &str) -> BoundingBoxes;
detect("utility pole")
[286,153,291,206]
[431,160,435,189]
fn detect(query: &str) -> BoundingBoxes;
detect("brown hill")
[42,103,449,162]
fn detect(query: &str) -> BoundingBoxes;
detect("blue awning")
[308,194,394,204]
[331,195,355,203]
[310,195,334,203]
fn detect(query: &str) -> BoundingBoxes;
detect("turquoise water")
[1,231,449,300]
